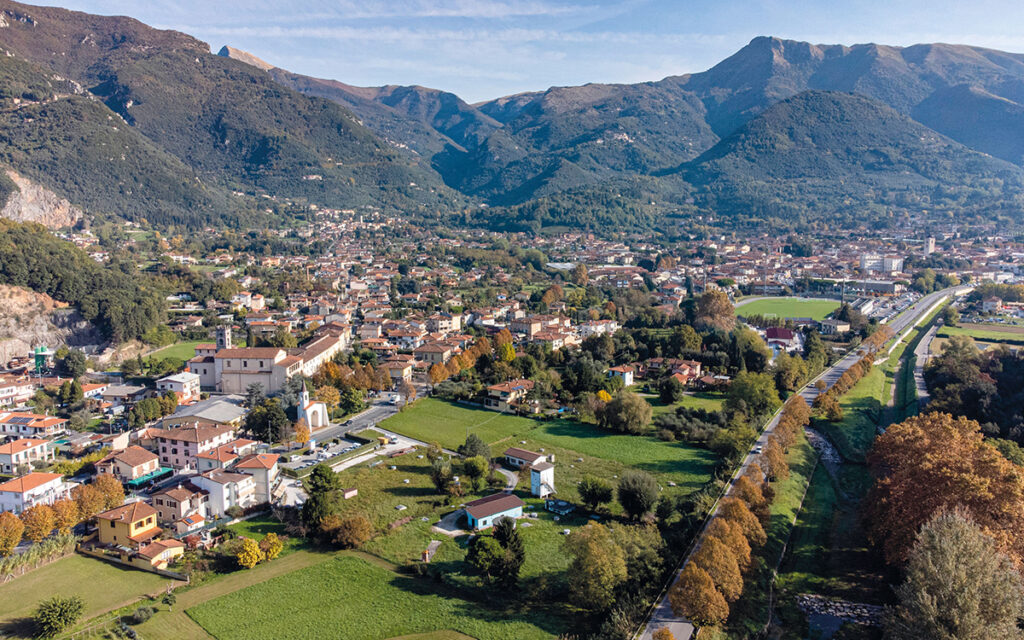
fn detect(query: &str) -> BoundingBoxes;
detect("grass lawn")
[814,366,885,464]
[0,555,172,630]
[227,516,309,557]
[186,555,564,640]
[380,398,539,450]
[530,420,718,494]
[735,297,841,322]
[147,340,205,362]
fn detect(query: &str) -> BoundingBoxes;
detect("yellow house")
[96,501,161,548]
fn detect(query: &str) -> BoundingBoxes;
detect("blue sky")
[52,0,1024,102]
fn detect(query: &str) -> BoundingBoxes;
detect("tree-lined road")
[638,286,962,640]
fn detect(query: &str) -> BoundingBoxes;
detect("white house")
[156,372,201,404]
[191,470,256,517]
[233,453,281,504]
[0,472,77,514]
[607,365,635,387]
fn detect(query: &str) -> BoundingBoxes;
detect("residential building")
[485,379,535,412]
[101,384,149,406]
[195,438,258,472]
[0,472,77,513]
[156,372,201,404]
[151,482,209,534]
[464,493,524,530]
[0,412,67,438]
[155,423,237,471]
[607,365,635,387]
[819,318,852,335]
[0,439,53,474]
[233,453,281,504]
[983,296,1004,313]
[191,470,257,517]
[97,501,160,549]
[95,446,162,483]
[414,342,453,365]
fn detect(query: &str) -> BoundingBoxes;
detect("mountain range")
[0,0,1023,231]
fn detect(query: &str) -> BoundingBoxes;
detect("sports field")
[735,297,840,321]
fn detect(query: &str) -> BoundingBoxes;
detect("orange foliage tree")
[668,564,729,626]
[692,536,743,601]
[866,412,1024,565]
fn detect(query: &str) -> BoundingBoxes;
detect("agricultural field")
[186,555,565,640]
[734,297,841,321]
[0,555,172,632]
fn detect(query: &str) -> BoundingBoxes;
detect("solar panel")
[7,417,33,425]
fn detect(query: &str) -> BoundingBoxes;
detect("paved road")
[913,323,939,405]
[638,286,963,640]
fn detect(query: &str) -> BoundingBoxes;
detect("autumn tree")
[497,341,516,363]
[235,537,264,569]
[331,515,373,549]
[731,476,766,512]
[428,363,449,384]
[718,497,767,548]
[692,536,743,601]
[652,629,676,640]
[314,385,340,410]
[706,517,752,570]
[21,505,55,543]
[760,436,789,481]
[617,470,660,520]
[571,263,588,286]
[93,474,125,510]
[813,392,843,422]
[668,564,729,626]
[0,511,24,556]
[565,523,628,611]
[259,532,284,560]
[294,418,311,446]
[866,412,1024,565]
[51,499,79,536]
[887,509,1024,640]
[72,484,105,520]
[695,290,735,333]
[400,379,417,405]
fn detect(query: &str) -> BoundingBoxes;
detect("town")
[0,204,1021,640]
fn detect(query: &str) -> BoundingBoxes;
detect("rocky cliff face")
[0,170,83,228]
[0,284,101,363]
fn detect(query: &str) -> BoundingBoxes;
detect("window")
[110,521,115,528]
[243,361,248,368]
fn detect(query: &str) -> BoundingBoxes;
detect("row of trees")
[668,396,811,626]
[428,334,500,384]
[0,475,123,555]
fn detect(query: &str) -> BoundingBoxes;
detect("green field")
[186,555,562,640]
[0,555,171,630]
[735,297,841,321]
[227,516,309,557]
[147,340,206,362]
[814,366,885,464]
[380,398,539,450]
[937,324,1024,345]
[380,399,719,497]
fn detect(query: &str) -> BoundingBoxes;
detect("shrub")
[225,506,244,519]
[131,606,154,624]
[33,595,84,638]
